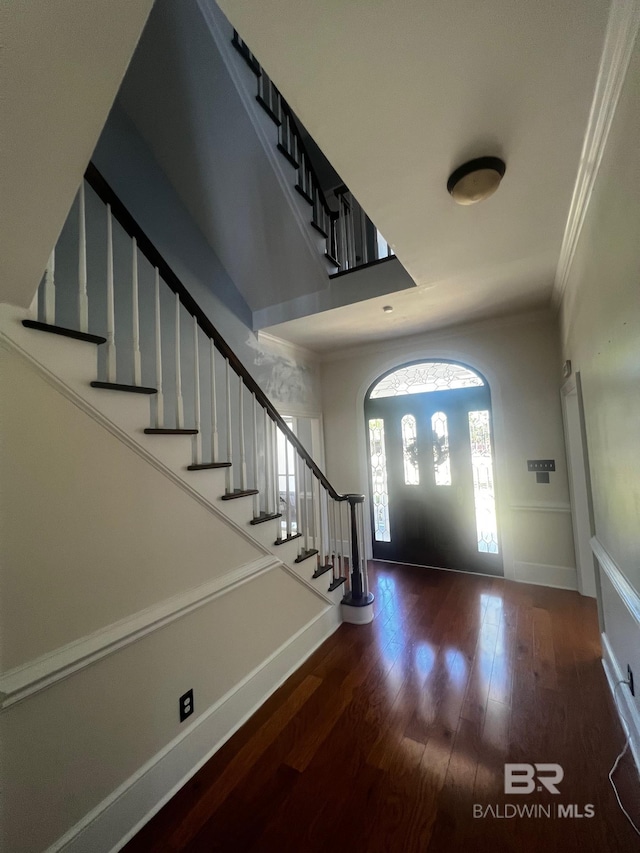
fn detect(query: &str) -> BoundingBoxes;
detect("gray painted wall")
[115,0,329,314]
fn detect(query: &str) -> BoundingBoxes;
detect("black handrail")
[85,162,356,504]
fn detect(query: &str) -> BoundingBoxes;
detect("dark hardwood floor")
[124,561,640,852]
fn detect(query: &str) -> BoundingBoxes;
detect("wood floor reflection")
[124,561,640,852]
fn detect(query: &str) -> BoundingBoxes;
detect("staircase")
[8,164,374,624]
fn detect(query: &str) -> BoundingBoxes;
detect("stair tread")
[22,319,106,345]
[144,428,198,435]
[328,576,347,592]
[221,488,259,501]
[187,462,232,470]
[310,219,329,239]
[256,94,282,126]
[91,381,157,395]
[250,511,283,526]
[294,184,314,206]
[295,548,319,564]
[324,252,340,268]
[312,563,333,579]
[277,143,299,169]
[274,532,302,546]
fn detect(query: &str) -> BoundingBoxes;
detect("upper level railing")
[231,30,394,276]
[28,164,373,608]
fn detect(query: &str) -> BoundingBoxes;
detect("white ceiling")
[217,0,611,350]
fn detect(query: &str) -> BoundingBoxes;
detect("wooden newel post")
[342,495,374,617]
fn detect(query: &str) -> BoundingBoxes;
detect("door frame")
[560,374,599,601]
[354,348,514,581]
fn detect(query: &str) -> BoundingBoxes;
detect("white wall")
[559,33,640,739]
[1,0,154,309]
[0,346,332,852]
[321,310,576,588]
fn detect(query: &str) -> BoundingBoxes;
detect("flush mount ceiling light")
[382,305,394,313]
[447,156,506,205]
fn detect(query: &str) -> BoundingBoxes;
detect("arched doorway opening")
[365,359,502,576]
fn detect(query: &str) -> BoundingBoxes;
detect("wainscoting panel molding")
[0,555,280,710]
[510,502,571,514]
[46,605,340,853]
[601,632,640,774]
[591,536,640,624]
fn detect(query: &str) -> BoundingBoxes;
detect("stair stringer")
[0,304,343,606]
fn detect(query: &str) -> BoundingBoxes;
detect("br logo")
[504,763,564,795]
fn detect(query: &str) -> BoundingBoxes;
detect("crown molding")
[257,330,318,364]
[553,0,640,309]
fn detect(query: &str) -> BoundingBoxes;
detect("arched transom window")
[370,361,484,399]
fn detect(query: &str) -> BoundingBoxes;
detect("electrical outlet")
[179,688,194,722]
[628,666,635,697]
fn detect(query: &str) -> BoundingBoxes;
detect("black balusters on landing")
[230,29,392,277]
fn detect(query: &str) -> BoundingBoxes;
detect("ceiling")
[217,0,611,350]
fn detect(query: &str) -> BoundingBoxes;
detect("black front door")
[366,383,502,576]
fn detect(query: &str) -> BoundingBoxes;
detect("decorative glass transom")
[370,361,484,398]
[401,414,419,485]
[369,418,391,542]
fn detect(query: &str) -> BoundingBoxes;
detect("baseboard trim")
[601,632,640,777]
[591,535,640,624]
[46,605,341,853]
[513,561,578,590]
[0,556,280,711]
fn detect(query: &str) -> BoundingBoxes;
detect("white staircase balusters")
[272,418,279,523]
[192,316,202,465]
[310,469,317,552]
[301,462,309,553]
[106,206,116,382]
[43,250,56,326]
[78,183,88,332]
[263,408,272,515]
[331,497,338,577]
[210,340,218,462]
[154,269,164,428]
[225,358,233,492]
[345,502,352,582]
[238,376,247,490]
[295,455,303,546]
[252,393,259,517]
[318,483,327,566]
[24,162,375,620]
[174,293,184,428]
[284,431,291,537]
[131,238,142,386]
